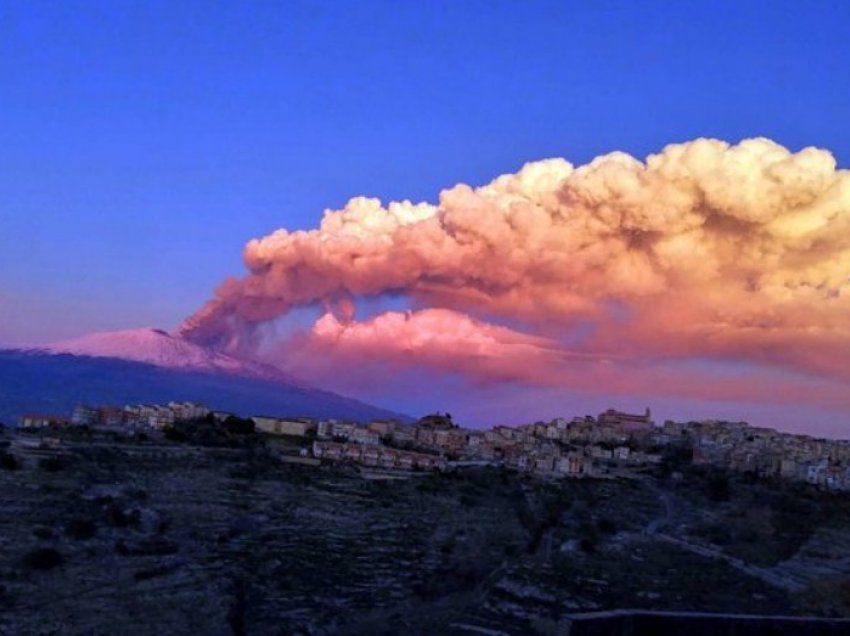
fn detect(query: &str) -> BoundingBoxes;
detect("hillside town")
[14,402,850,491]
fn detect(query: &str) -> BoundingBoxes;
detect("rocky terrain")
[0,427,849,635]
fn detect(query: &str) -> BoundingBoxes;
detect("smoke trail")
[181,137,850,401]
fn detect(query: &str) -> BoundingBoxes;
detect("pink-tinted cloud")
[269,308,850,414]
[181,138,850,412]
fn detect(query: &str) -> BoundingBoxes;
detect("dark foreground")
[1,429,849,635]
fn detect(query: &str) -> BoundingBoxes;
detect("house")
[367,420,400,436]
[349,426,380,445]
[331,421,357,440]
[415,454,446,471]
[555,454,587,477]
[613,446,630,461]
[19,414,69,429]
[534,456,556,474]
[312,441,344,460]
[167,401,209,421]
[389,428,415,446]
[433,429,468,453]
[252,416,316,437]
[72,405,100,425]
[148,406,175,430]
[379,451,397,469]
[586,445,613,460]
[416,413,456,430]
[316,420,337,439]
[362,447,381,466]
[598,407,654,433]
[99,406,126,426]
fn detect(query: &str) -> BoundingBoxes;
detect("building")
[19,414,69,429]
[367,420,400,436]
[349,426,381,445]
[167,401,209,421]
[312,441,447,471]
[252,416,316,437]
[416,413,456,430]
[71,405,100,426]
[316,419,338,439]
[389,428,415,446]
[597,407,654,433]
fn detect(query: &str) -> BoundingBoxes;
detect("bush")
[579,537,597,553]
[163,427,188,443]
[224,416,255,435]
[579,518,600,553]
[706,473,731,502]
[22,548,64,570]
[106,503,138,528]
[0,452,19,470]
[38,456,65,472]
[65,518,97,540]
[32,526,55,540]
[597,517,618,534]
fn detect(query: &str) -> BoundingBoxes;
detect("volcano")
[0,329,409,425]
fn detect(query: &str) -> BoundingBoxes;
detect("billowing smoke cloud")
[181,138,850,408]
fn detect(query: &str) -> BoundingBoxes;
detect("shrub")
[106,503,139,528]
[224,416,255,435]
[22,548,64,570]
[38,456,65,472]
[597,517,618,534]
[0,452,18,470]
[65,518,97,540]
[706,473,731,502]
[32,526,55,540]
[163,427,188,443]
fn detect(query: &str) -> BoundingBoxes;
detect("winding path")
[643,482,807,593]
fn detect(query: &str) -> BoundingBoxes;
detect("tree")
[224,416,255,435]
[706,472,731,502]
[22,548,64,570]
[0,452,18,470]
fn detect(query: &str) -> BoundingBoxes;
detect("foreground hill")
[0,349,408,425]
[1,431,848,634]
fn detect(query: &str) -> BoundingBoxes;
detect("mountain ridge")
[37,327,296,384]
[0,329,410,425]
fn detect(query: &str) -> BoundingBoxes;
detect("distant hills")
[0,329,409,425]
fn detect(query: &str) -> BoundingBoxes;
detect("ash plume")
[180,138,850,406]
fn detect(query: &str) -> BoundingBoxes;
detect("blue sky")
[1,0,848,348]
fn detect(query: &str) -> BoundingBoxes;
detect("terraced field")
[0,433,847,635]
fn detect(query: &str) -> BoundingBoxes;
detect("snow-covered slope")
[0,349,411,425]
[42,328,293,383]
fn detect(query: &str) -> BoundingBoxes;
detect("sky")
[1,1,849,433]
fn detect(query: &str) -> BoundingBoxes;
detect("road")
[643,481,807,593]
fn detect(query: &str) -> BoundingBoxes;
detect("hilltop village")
[5,402,850,634]
[15,402,850,491]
